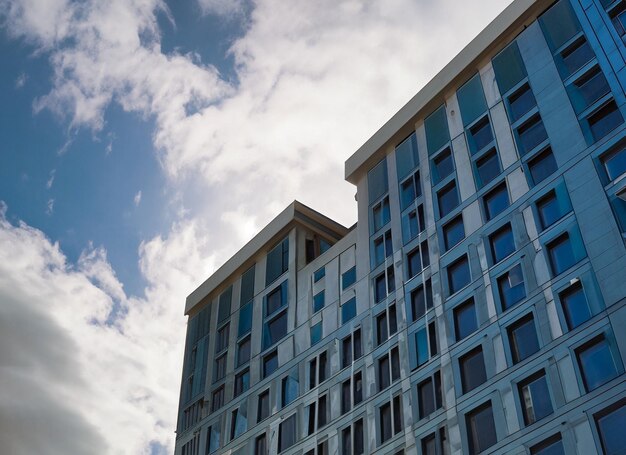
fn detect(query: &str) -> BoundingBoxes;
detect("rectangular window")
[211,386,224,413]
[530,434,565,455]
[567,65,610,115]
[560,36,594,77]
[594,400,626,455]
[278,414,296,453]
[528,148,558,186]
[368,158,389,204]
[448,255,471,295]
[341,329,362,368]
[516,114,548,156]
[410,279,433,322]
[466,402,497,454]
[234,369,249,398]
[400,171,422,210]
[377,346,400,391]
[257,389,269,422]
[460,346,487,393]
[213,354,226,383]
[454,298,478,341]
[262,350,278,379]
[396,132,419,180]
[376,304,397,345]
[536,190,562,230]
[468,116,494,154]
[266,238,289,286]
[341,379,351,415]
[313,267,325,282]
[547,233,576,276]
[309,351,328,389]
[418,371,443,419]
[263,309,288,349]
[437,180,460,218]
[372,230,392,268]
[425,105,450,154]
[421,429,448,455]
[407,247,423,279]
[539,0,582,52]
[576,334,620,391]
[402,204,425,243]
[318,395,327,428]
[281,371,298,407]
[374,266,395,303]
[432,147,455,184]
[238,301,253,337]
[415,323,437,368]
[254,434,267,455]
[489,223,515,263]
[508,314,540,364]
[498,264,526,310]
[457,74,488,127]
[484,182,509,220]
[508,83,536,122]
[518,370,553,425]
[313,290,324,313]
[372,196,391,232]
[475,147,501,187]
[217,287,232,324]
[342,266,356,290]
[240,265,255,305]
[379,396,403,444]
[310,321,322,345]
[341,419,365,455]
[341,297,357,324]
[216,323,230,353]
[230,406,247,440]
[492,41,527,95]
[443,214,465,251]
[208,424,221,453]
[588,100,623,141]
[559,282,591,330]
[602,146,626,181]
[237,336,251,367]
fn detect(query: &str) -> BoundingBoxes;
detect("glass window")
[310,321,322,345]
[425,105,450,154]
[492,41,527,95]
[216,323,230,353]
[278,414,297,452]
[396,133,419,180]
[475,148,501,187]
[432,147,455,183]
[208,424,221,453]
[402,204,425,243]
[458,74,488,126]
[528,148,558,185]
[237,336,251,366]
[518,371,553,425]
[211,386,224,412]
[263,310,288,349]
[508,314,540,363]
[415,325,436,368]
[508,83,536,122]
[372,196,391,232]
[595,400,626,455]
[454,298,478,341]
[418,371,443,419]
[218,287,232,323]
[410,279,433,322]
[560,282,591,330]
[241,265,255,304]
[238,302,253,337]
[576,334,620,391]
[266,281,286,316]
[490,224,515,263]
[602,146,626,181]
[530,434,565,455]
[313,291,324,313]
[342,266,356,290]
[214,354,226,382]
[589,100,623,141]
[400,171,422,210]
[257,389,270,422]
[516,114,548,155]
[372,230,392,268]
[498,264,526,310]
[266,238,289,286]
[484,182,509,220]
[468,116,494,154]
[438,181,460,218]
[368,159,389,204]
[231,406,247,440]
[537,190,562,229]
[568,66,610,115]
[547,233,576,276]
[540,0,582,51]
[255,434,267,455]
[234,369,250,397]
[407,247,422,279]
[559,36,594,77]
[313,267,325,282]
[448,255,471,294]
[460,346,487,393]
[262,351,278,379]
[341,297,357,324]
[466,402,497,454]
[443,214,465,251]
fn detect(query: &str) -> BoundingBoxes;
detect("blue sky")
[0,0,512,453]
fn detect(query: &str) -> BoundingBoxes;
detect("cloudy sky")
[0,0,513,453]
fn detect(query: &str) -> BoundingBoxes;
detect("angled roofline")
[185,200,349,315]
[345,0,548,184]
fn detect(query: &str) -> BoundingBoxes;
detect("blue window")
[576,334,620,391]
[396,133,419,180]
[313,291,325,313]
[342,297,357,324]
[484,182,509,220]
[314,267,325,282]
[263,310,288,349]
[447,255,470,294]
[492,42,527,95]
[234,369,250,398]
[559,37,594,78]
[519,370,553,425]
[467,116,494,154]
[438,181,460,218]
[498,264,526,310]
[454,298,478,341]
[602,146,626,181]
[432,147,455,184]
[262,351,278,379]
[371,196,391,232]
[238,301,253,337]
[368,159,388,204]
[560,282,590,330]
[402,205,425,243]
[372,230,392,268]
[409,279,433,322]
[310,322,323,346]
[508,83,536,122]
[407,247,422,279]
[460,346,487,393]
[218,286,232,323]
[400,171,422,210]
[539,0,582,52]
[508,314,539,363]
[466,402,497,454]
[588,100,623,142]
[265,281,287,316]
[457,74,488,127]
[475,148,500,187]
[266,238,289,286]
[547,233,576,276]
[415,327,429,367]
[528,148,558,186]
[489,223,515,264]
[595,401,626,455]
[342,266,356,290]
[425,105,450,155]
[281,371,299,407]
[530,434,565,455]
[236,336,251,367]
[536,190,561,230]
[567,66,610,115]
[516,114,548,155]
[443,214,465,251]
[240,265,255,304]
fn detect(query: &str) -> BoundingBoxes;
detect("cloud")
[15,72,27,88]
[134,190,142,206]
[197,0,244,17]
[46,169,56,189]
[0,205,216,455]
[46,198,54,215]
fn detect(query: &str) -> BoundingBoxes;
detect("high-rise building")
[175,0,626,453]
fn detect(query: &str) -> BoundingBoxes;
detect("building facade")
[175,0,626,454]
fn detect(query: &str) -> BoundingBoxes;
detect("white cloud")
[134,190,142,206]
[46,198,54,215]
[46,169,56,189]
[197,0,244,17]
[15,72,27,88]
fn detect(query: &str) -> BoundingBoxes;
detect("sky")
[0,0,513,453]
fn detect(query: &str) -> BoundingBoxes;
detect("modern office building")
[175,0,626,453]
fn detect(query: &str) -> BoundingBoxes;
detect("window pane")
[466,402,497,454]
[433,148,455,183]
[342,266,356,290]
[560,37,594,77]
[241,266,255,304]
[266,284,284,315]
[560,282,591,330]
[237,336,251,366]
[278,414,296,452]
[238,302,253,337]
[341,297,357,324]
[266,239,288,286]
[519,371,553,425]
[577,335,619,391]
[443,215,465,251]
[218,287,232,323]
[484,183,509,220]
[396,133,419,180]
[416,328,429,367]
[589,100,623,141]
[314,267,325,282]
[354,419,364,454]
[492,42,527,95]
[418,377,435,419]
[548,234,576,276]
[448,256,471,294]
[498,264,526,310]
[508,83,536,122]
[517,115,548,155]
[537,191,561,229]
[438,181,460,218]
[454,298,478,341]
[313,291,325,313]
[568,66,610,115]
[458,74,488,126]
[602,146,626,181]
[380,402,392,443]
[468,116,494,154]
[368,159,389,204]
[595,402,626,455]
[540,0,582,51]
[234,369,249,397]
[476,148,500,187]
[264,310,287,348]
[490,224,515,263]
[425,105,450,154]
[528,148,558,185]
[460,347,487,393]
[262,351,278,379]
[408,248,422,278]
[310,322,322,345]
[530,435,565,455]
[282,373,298,407]
[508,314,540,363]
